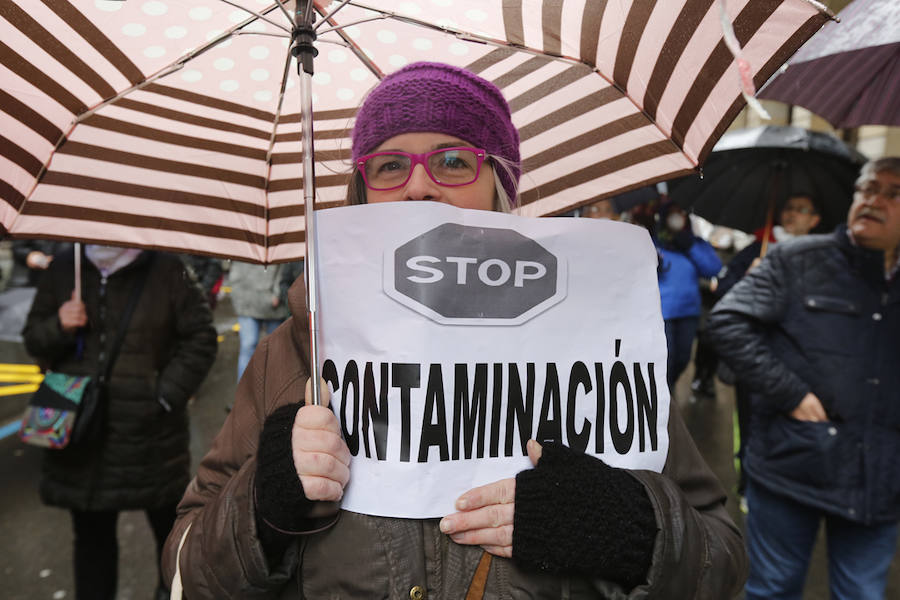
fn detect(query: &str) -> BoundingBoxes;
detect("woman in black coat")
[23,245,218,600]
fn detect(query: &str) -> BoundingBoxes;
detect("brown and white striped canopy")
[1,0,829,263]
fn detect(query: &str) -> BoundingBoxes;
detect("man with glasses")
[711,193,821,497]
[716,194,822,296]
[708,157,900,600]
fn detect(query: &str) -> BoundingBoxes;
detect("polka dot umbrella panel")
[1,0,831,263]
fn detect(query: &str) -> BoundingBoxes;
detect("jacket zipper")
[864,289,889,524]
[86,275,108,508]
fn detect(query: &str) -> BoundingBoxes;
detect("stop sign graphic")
[385,223,567,325]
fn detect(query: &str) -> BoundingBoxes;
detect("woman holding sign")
[163,62,747,598]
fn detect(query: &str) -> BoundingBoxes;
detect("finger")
[294,404,341,434]
[298,474,345,502]
[441,503,514,536]
[293,428,351,466]
[480,545,512,558]
[448,522,514,548]
[293,450,350,485]
[455,478,515,511]
[304,378,332,408]
[811,403,828,422]
[526,439,542,466]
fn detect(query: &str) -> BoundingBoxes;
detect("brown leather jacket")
[162,279,747,599]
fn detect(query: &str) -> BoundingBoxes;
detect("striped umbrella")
[2,0,831,264]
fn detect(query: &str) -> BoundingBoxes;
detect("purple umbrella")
[758,0,900,128]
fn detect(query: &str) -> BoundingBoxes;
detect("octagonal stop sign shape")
[385,223,567,325]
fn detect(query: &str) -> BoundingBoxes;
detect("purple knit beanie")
[351,62,521,203]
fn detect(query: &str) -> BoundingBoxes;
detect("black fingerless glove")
[255,403,336,561]
[672,228,695,252]
[513,443,657,590]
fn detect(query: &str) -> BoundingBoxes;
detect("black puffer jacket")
[23,249,218,511]
[709,226,900,524]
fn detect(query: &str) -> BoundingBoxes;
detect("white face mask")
[772,225,795,243]
[85,245,143,276]
[666,213,686,231]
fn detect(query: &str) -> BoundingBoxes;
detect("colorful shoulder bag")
[18,261,150,449]
[18,372,94,448]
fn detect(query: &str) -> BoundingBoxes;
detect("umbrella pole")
[760,195,775,258]
[74,242,81,301]
[760,161,785,259]
[295,1,323,406]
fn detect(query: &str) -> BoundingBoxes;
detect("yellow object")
[0,383,41,397]
[0,373,44,383]
[0,363,41,373]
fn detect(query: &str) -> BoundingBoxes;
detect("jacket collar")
[70,246,154,276]
[835,224,891,285]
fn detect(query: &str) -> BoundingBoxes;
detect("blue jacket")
[709,227,900,524]
[656,239,721,320]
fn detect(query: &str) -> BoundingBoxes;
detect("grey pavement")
[0,295,896,599]
[0,287,37,343]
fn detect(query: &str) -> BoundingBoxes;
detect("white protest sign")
[316,202,670,518]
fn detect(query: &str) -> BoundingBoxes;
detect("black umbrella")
[669,126,866,237]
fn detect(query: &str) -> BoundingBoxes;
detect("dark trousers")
[734,382,752,494]
[691,327,718,385]
[71,504,177,600]
[664,316,699,390]
[745,480,899,599]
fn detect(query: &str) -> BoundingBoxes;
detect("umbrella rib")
[317,15,389,36]
[800,0,835,21]
[233,31,291,39]
[315,0,355,31]
[271,0,296,26]
[210,0,293,33]
[313,2,384,80]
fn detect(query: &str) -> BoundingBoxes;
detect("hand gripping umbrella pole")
[293,1,323,406]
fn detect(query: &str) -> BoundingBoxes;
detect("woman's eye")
[438,152,470,169]
[375,158,405,173]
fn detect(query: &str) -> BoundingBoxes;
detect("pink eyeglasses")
[356,147,487,191]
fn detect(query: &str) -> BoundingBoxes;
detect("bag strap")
[170,522,192,600]
[465,551,492,600]
[97,254,154,384]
